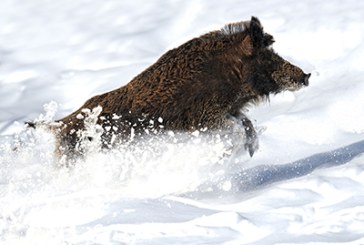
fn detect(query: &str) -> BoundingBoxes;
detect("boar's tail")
[25,121,61,132]
[25,121,37,128]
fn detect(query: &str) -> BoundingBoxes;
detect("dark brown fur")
[36,17,310,160]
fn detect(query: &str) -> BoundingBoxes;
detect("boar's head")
[239,17,310,96]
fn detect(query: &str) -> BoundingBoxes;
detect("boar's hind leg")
[229,112,259,157]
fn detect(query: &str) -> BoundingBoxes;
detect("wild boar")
[29,16,310,161]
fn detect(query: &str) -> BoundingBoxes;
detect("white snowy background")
[1,0,364,244]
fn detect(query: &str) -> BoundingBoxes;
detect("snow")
[1,0,364,244]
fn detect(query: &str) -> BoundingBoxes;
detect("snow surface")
[1,0,364,244]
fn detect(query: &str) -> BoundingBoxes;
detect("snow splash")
[0,102,249,203]
[0,102,252,242]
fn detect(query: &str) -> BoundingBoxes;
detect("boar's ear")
[249,17,264,47]
[249,16,274,48]
[263,33,275,46]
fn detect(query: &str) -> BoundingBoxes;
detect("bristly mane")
[219,20,250,36]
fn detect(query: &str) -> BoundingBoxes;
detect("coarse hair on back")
[199,16,274,52]
[219,20,250,36]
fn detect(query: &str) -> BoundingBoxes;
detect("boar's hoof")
[242,120,259,157]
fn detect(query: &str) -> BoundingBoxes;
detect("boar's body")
[53,17,310,159]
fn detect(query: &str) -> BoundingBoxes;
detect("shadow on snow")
[232,139,364,191]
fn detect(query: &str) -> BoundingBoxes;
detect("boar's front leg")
[240,114,259,157]
[228,112,259,157]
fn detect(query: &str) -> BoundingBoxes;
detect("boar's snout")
[272,60,310,92]
[302,73,311,86]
